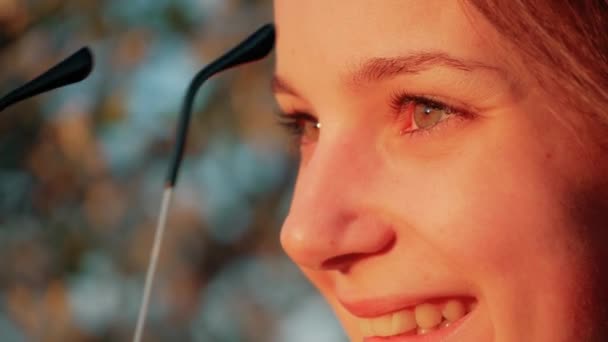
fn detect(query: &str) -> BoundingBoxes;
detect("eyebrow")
[271,51,502,96]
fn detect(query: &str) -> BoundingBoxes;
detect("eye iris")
[413,104,444,129]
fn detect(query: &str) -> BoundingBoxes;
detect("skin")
[273,1,608,341]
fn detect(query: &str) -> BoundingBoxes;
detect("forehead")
[273,1,502,87]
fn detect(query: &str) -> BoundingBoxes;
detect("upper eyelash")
[275,110,317,136]
[275,93,474,139]
[388,91,476,136]
[389,91,461,115]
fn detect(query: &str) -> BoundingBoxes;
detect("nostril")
[322,253,367,272]
[281,210,397,270]
[321,235,396,272]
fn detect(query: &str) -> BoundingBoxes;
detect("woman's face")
[273,1,608,341]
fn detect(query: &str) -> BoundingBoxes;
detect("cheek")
[394,109,608,338]
[392,105,595,273]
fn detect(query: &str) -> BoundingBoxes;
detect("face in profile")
[272,1,608,341]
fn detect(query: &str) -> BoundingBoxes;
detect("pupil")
[413,104,443,130]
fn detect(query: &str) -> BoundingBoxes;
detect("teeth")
[357,299,474,338]
[442,299,466,322]
[417,326,436,335]
[358,320,372,337]
[415,303,443,329]
[370,314,394,336]
[392,310,417,334]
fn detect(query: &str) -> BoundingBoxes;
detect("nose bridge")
[281,128,395,270]
[297,134,364,209]
[293,123,373,220]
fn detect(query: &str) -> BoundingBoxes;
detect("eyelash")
[275,92,475,141]
[276,111,315,133]
[389,91,474,137]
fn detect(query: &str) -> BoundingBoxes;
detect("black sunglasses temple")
[0,47,94,112]
[133,23,275,342]
[166,23,276,188]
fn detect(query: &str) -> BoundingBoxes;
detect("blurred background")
[0,0,345,341]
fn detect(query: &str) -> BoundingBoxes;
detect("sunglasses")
[0,23,275,342]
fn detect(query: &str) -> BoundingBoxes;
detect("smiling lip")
[339,294,473,318]
[340,294,478,342]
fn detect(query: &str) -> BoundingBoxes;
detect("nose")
[280,132,396,271]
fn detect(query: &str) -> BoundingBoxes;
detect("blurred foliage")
[0,1,344,341]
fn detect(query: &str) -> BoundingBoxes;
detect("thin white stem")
[133,186,173,342]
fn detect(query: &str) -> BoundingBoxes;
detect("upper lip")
[339,293,473,318]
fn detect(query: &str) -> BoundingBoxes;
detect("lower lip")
[363,309,472,342]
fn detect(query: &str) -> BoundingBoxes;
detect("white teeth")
[365,310,415,337]
[415,303,443,329]
[357,299,473,338]
[359,319,372,337]
[392,310,417,334]
[370,314,394,337]
[442,299,466,322]
[417,326,436,335]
